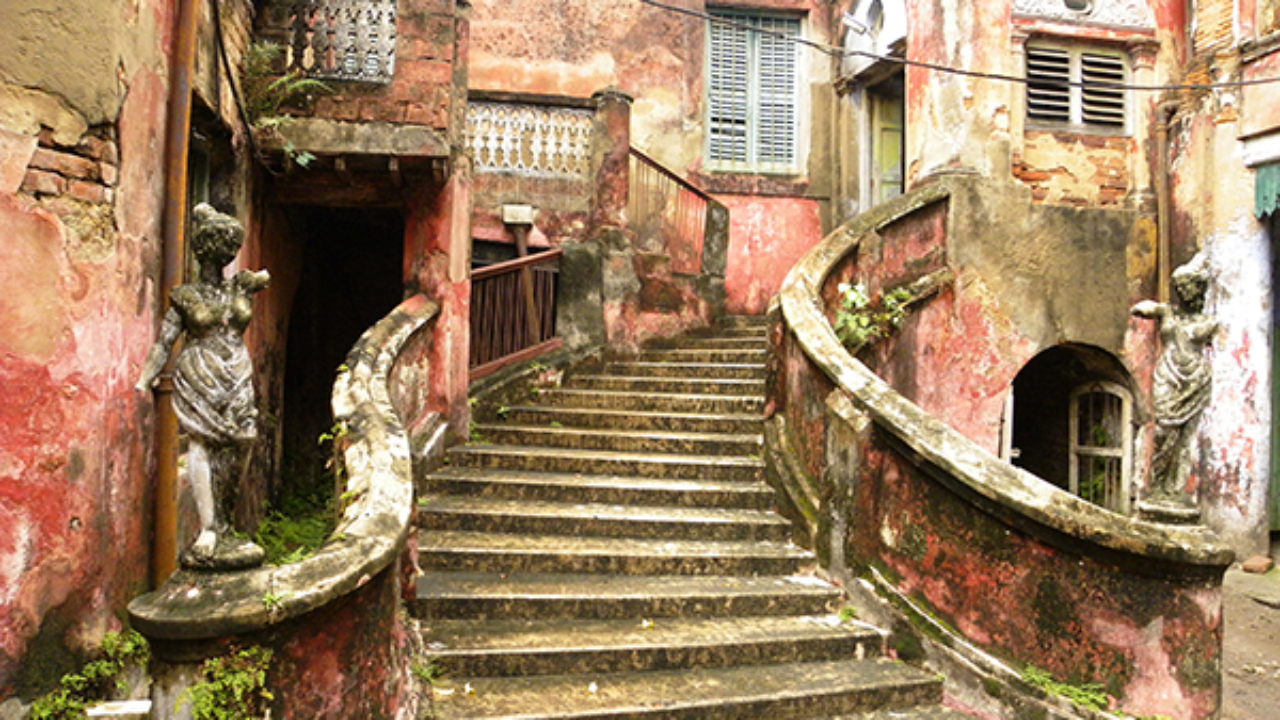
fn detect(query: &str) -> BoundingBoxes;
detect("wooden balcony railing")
[628,149,724,275]
[469,249,563,381]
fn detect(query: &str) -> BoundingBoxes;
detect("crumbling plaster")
[0,0,171,700]
[0,0,169,134]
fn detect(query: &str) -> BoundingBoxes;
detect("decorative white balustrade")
[272,0,398,83]
[467,103,593,178]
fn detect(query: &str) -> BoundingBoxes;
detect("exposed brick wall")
[1014,132,1131,207]
[1193,0,1235,53]
[18,128,120,226]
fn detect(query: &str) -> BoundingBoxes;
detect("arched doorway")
[1005,344,1137,513]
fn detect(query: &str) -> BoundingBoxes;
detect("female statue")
[137,204,270,570]
[1131,254,1218,503]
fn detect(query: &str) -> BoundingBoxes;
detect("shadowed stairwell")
[413,316,969,718]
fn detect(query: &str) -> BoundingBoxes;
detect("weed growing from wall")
[1021,665,1109,712]
[832,282,912,351]
[241,42,332,167]
[185,645,274,720]
[28,630,150,719]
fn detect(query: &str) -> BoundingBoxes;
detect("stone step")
[471,423,762,456]
[423,615,884,678]
[502,405,763,435]
[420,496,789,542]
[420,468,776,510]
[566,374,766,397]
[428,658,943,719]
[643,335,766,351]
[823,707,976,720]
[633,347,768,365]
[718,314,769,329]
[417,530,810,575]
[602,361,765,380]
[447,444,764,482]
[414,573,840,620]
[536,388,765,415]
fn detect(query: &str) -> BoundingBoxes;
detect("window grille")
[279,0,398,84]
[466,103,593,179]
[1068,382,1132,514]
[1025,44,1127,131]
[707,10,802,172]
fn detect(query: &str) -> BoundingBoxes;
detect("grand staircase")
[414,316,966,719]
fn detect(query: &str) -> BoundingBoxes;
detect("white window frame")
[706,9,804,174]
[1068,381,1133,514]
[1025,41,1130,135]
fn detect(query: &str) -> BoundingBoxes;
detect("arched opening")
[1006,343,1136,513]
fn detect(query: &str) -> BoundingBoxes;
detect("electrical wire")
[637,0,1280,92]
[211,0,263,164]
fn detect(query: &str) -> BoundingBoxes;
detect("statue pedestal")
[1137,498,1201,525]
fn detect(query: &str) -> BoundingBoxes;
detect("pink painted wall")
[0,0,172,699]
[721,195,823,316]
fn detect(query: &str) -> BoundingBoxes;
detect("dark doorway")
[279,206,404,505]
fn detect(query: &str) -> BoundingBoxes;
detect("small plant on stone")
[28,630,150,720]
[832,282,912,351]
[837,605,859,623]
[411,659,444,685]
[262,592,287,613]
[185,645,274,720]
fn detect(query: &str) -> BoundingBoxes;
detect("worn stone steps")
[447,444,764,482]
[415,317,962,719]
[602,360,765,380]
[534,387,765,415]
[419,496,789,542]
[471,423,762,456]
[424,615,884,678]
[823,708,975,720]
[565,371,762,394]
[640,335,768,350]
[628,347,768,364]
[416,530,810,575]
[414,573,840,620]
[419,468,776,510]
[428,658,942,720]
[501,405,764,435]
[565,373,766,397]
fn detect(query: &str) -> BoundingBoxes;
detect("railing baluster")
[468,250,564,380]
[628,149,721,275]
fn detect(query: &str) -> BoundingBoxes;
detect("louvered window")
[707,10,802,172]
[1025,44,1127,132]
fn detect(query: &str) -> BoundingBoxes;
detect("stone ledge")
[130,294,439,640]
[267,117,449,158]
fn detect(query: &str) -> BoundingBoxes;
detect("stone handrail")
[777,178,1232,576]
[130,294,438,639]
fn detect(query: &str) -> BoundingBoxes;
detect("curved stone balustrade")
[774,175,1233,720]
[130,294,436,639]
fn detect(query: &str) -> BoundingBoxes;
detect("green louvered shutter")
[708,11,800,171]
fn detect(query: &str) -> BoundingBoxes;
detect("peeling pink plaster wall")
[722,195,823,316]
[0,0,171,699]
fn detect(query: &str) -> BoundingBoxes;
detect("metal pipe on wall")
[1156,100,1179,305]
[151,0,200,586]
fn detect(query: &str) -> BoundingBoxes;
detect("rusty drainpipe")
[1155,100,1179,304]
[151,0,200,586]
